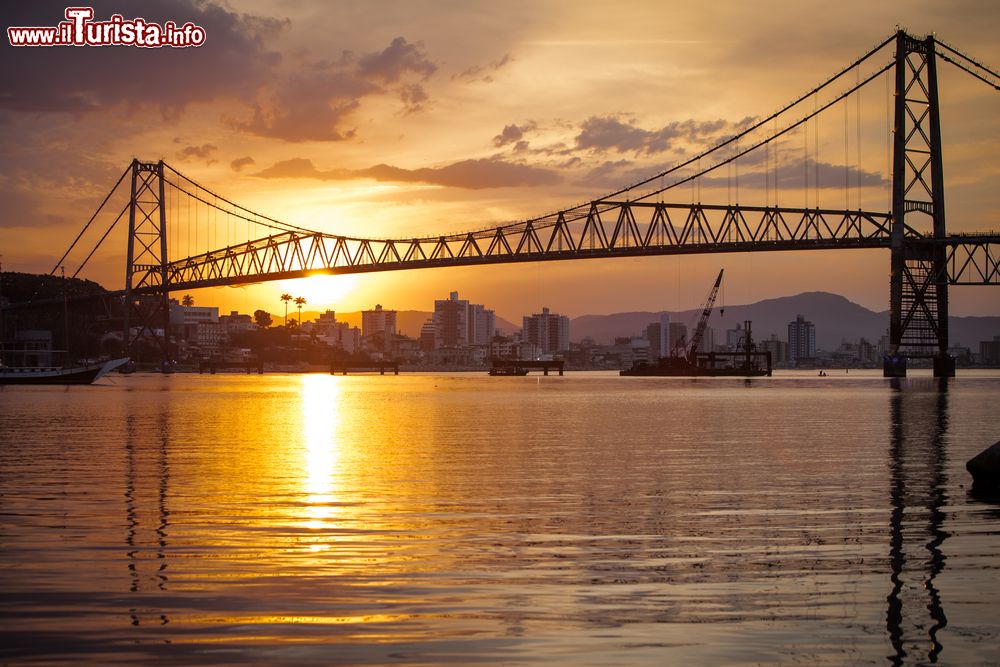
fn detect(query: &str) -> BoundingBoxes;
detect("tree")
[294,296,306,324]
[280,293,292,326]
[181,294,194,307]
[253,309,272,329]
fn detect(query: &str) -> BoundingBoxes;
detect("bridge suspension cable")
[935,39,1000,91]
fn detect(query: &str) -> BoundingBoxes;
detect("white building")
[362,304,397,341]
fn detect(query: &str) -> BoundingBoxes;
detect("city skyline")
[2,1,999,320]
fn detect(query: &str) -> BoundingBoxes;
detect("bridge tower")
[122,159,172,364]
[887,31,953,377]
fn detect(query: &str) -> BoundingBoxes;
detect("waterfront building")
[668,322,688,355]
[697,326,715,354]
[468,303,496,346]
[419,319,437,352]
[725,322,746,351]
[362,304,397,352]
[522,307,570,355]
[980,335,1000,364]
[220,310,255,335]
[362,304,397,340]
[645,313,671,359]
[313,310,360,353]
[195,322,226,355]
[788,314,817,363]
[760,334,788,364]
[433,291,470,347]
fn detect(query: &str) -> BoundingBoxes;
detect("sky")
[1,0,999,322]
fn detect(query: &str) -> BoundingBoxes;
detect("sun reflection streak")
[300,374,343,545]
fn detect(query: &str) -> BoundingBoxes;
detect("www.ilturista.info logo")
[7,7,207,48]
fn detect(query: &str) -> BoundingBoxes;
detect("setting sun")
[285,274,358,312]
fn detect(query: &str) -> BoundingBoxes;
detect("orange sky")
[2,1,999,321]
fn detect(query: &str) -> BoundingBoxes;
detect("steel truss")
[131,203,897,292]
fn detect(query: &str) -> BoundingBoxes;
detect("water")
[1,371,998,665]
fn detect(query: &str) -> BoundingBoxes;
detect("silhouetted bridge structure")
[12,30,1000,376]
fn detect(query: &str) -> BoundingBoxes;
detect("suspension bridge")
[14,30,1000,376]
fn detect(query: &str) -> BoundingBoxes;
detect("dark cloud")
[399,83,429,114]
[699,158,886,190]
[230,156,255,172]
[358,37,436,83]
[453,53,514,83]
[493,122,536,148]
[234,37,438,141]
[253,157,560,189]
[575,115,730,155]
[0,0,285,116]
[177,143,218,163]
[234,68,376,141]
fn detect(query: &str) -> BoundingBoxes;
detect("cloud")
[493,121,537,147]
[253,157,560,189]
[575,115,730,155]
[177,143,218,163]
[358,36,436,83]
[230,156,255,172]
[234,36,438,141]
[235,68,375,141]
[0,0,285,116]
[0,185,68,228]
[699,158,886,190]
[453,53,514,83]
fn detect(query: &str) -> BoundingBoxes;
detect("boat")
[0,358,130,385]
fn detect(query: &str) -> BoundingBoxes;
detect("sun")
[291,274,358,311]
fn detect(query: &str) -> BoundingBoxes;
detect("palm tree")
[280,293,292,326]
[181,294,194,307]
[294,296,306,325]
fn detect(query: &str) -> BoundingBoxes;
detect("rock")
[967,441,1000,490]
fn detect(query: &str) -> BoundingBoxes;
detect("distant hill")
[571,291,1000,351]
[1,271,107,303]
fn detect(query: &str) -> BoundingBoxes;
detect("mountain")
[570,291,1000,351]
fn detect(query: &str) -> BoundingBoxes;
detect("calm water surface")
[1,371,999,665]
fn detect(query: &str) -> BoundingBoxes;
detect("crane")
[674,269,724,362]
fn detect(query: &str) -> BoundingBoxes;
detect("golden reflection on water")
[299,374,344,543]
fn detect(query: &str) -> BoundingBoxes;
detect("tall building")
[419,319,438,352]
[668,322,688,356]
[788,314,817,362]
[362,304,397,349]
[696,326,715,354]
[645,313,672,359]
[522,307,570,355]
[468,303,496,346]
[760,334,788,364]
[434,291,469,347]
[431,292,495,349]
[725,322,746,351]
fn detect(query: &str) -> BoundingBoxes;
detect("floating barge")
[620,350,772,377]
[489,359,564,376]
